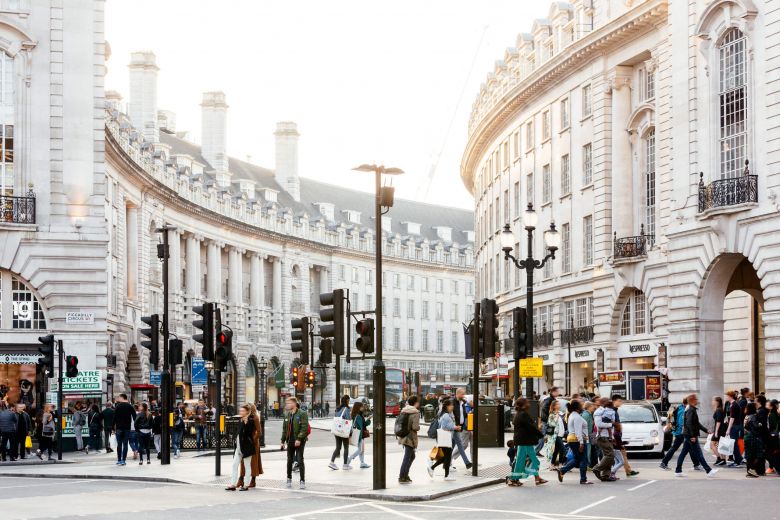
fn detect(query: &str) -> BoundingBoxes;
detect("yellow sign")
[519,358,544,378]
[169,412,174,428]
[219,414,225,433]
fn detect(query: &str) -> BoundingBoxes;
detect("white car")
[617,401,664,456]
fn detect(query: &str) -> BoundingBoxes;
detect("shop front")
[565,346,597,395]
[48,370,105,451]
[618,342,660,371]
[537,350,555,396]
[0,348,44,414]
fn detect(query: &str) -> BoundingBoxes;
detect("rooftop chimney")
[128,51,159,143]
[157,109,176,133]
[274,121,300,202]
[201,91,230,187]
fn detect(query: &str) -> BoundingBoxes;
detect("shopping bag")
[703,433,713,453]
[349,428,361,447]
[331,416,352,438]
[25,435,32,449]
[109,433,118,451]
[429,446,443,461]
[436,428,452,447]
[718,436,735,456]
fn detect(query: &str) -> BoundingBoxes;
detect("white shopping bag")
[436,428,453,448]
[349,428,361,447]
[331,417,352,438]
[718,436,735,456]
[109,433,117,451]
[703,433,713,453]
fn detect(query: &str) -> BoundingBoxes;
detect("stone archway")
[126,344,142,386]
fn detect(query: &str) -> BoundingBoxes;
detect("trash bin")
[477,404,504,447]
[423,404,435,423]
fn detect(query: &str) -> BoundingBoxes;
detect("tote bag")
[436,428,452,448]
[109,433,118,451]
[349,427,361,447]
[718,436,735,456]
[331,409,352,439]
[703,434,714,453]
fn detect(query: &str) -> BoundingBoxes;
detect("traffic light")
[292,365,299,380]
[306,370,316,388]
[319,289,345,355]
[290,316,310,364]
[512,307,528,359]
[169,338,183,366]
[140,314,160,369]
[319,338,333,365]
[37,334,55,375]
[65,355,79,378]
[481,298,498,358]
[215,328,233,372]
[192,302,215,361]
[355,318,374,354]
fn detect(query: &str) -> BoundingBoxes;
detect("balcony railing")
[614,224,652,260]
[534,330,554,348]
[0,191,36,224]
[560,325,594,345]
[698,161,758,213]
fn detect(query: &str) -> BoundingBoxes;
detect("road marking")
[369,502,425,520]
[262,501,365,520]
[0,479,97,490]
[568,495,616,515]
[627,479,656,491]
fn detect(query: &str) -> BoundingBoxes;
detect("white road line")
[627,479,657,491]
[568,495,616,515]
[262,501,365,520]
[369,502,426,520]
[0,479,97,489]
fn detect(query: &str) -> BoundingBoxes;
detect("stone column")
[186,235,201,297]
[320,267,329,293]
[761,310,780,397]
[168,229,182,295]
[207,241,222,301]
[126,206,139,300]
[250,253,262,309]
[609,66,634,240]
[272,256,282,311]
[228,247,242,305]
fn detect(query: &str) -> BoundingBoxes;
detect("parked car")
[617,401,664,456]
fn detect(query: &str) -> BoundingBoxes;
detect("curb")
[337,477,504,502]
[0,472,189,484]
[0,460,71,467]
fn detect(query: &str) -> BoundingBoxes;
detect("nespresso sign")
[629,344,651,353]
[618,342,659,358]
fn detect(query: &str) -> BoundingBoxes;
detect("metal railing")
[0,191,36,224]
[560,325,594,344]
[614,224,652,259]
[534,330,554,348]
[698,161,758,212]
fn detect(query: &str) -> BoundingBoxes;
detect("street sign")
[150,370,161,386]
[191,357,207,385]
[519,358,543,378]
[50,370,102,393]
[65,312,95,325]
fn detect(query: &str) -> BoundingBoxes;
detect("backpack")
[667,405,678,428]
[427,416,439,439]
[73,410,85,426]
[395,412,410,438]
[42,418,55,437]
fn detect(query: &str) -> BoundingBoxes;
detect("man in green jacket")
[281,397,309,489]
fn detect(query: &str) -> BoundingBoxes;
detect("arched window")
[0,270,46,329]
[644,129,656,243]
[718,28,747,179]
[620,289,649,337]
[0,52,14,196]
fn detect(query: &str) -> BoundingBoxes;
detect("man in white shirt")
[450,388,472,470]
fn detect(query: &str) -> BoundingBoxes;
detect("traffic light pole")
[157,225,174,465]
[372,168,386,491]
[56,339,64,461]
[471,303,480,477]
[215,368,222,476]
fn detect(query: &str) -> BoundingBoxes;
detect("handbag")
[349,427,361,447]
[331,411,352,439]
[718,436,735,456]
[436,428,453,447]
[362,428,370,439]
[25,435,32,449]
[427,417,439,439]
[429,446,443,461]
[704,433,714,453]
[109,433,118,451]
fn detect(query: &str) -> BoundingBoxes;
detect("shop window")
[0,272,46,330]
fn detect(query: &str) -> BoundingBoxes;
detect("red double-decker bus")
[385,367,408,416]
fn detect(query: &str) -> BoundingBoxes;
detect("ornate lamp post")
[500,203,560,399]
[257,356,268,447]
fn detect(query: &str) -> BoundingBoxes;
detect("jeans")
[196,425,206,450]
[662,434,697,466]
[1,432,17,460]
[593,438,615,477]
[39,436,53,458]
[431,446,453,477]
[676,437,711,473]
[347,438,365,465]
[452,430,471,466]
[730,425,744,464]
[172,430,183,456]
[560,441,588,482]
[137,431,152,461]
[115,429,130,462]
[612,448,624,473]
[74,425,84,451]
[88,430,101,451]
[399,445,416,478]
[331,436,349,464]
[16,432,28,459]
[230,444,252,486]
[104,429,113,451]
[128,430,138,453]
[154,434,161,454]
[286,440,306,480]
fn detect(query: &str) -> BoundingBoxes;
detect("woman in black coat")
[227,404,256,491]
[507,397,547,487]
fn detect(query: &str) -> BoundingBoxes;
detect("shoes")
[147,460,151,464]
[36,450,42,460]
[139,461,143,465]
[115,461,122,465]
[707,469,718,478]
[225,486,237,491]
[714,460,727,466]
[580,481,594,485]
[399,477,411,484]
[328,462,338,470]
[299,481,306,490]
[360,463,371,469]
[286,479,292,489]
[450,466,457,472]
[727,462,744,468]
[84,447,89,455]
[535,478,548,486]
[659,462,669,470]
[604,476,618,482]
[674,472,687,478]
[466,462,473,470]
[747,469,759,478]
[444,475,456,481]
[426,460,434,478]
[343,464,352,470]
[627,470,639,477]
[693,465,703,471]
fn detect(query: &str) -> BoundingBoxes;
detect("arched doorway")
[246,357,258,406]
[126,345,142,386]
[699,254,765,399]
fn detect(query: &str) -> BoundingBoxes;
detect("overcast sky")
[105,1,552,210]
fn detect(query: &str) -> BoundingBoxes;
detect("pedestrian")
[328,395,351,470]
[544,399,566,469]
[537,387,560,455]
[506,440,517,471]
[506,397,546,487]
[346,401,371,469]
[226,404,256,491]
[592,397,618,482]
[238,403,263,489]
[397,394,420,484]
[325,402,330,416]
[172,402,186,459]
[711,396,728,466]
[660,398,699,470]
[36,407,56,460]
[427,398,456,481]
[151,408,162,459]
[0,401,18,462]
[743,402,766,477]
[72,401,86,452]
[102,402,115,453]
[674,394,718,478]
[725,390,745,467]
[766,399,780,473]
[281,396,309,489]
[611,396,639,477]
[556,399,592,485]
[112,393,136,466]
[15,403,31,460]
[87,404,103,454]
[582,401,598,468]
[194,399,208,451]
[450,388,473,471]
[135,403,152,465]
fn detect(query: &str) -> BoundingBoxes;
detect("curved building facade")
[462,0,780,401]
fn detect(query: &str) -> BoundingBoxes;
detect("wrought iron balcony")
[698,161,758,213]
[534,330,554,347]
[613,224,652,260]
[560,325,594,345]
[0,190,36,224]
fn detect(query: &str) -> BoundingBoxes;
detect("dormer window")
[315,202,335,221]
[465,231,475,243]
[262,188,279,203]
[342,210,361,224]
[381,216,392,232]
[433,226,452,242]
[403,222,421,235]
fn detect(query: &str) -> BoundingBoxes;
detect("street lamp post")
[353,162,404,491]
[258,356,268,447]
[500,204,560,400]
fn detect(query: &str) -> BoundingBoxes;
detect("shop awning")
[479,362,514,381]
[130,384,156,390]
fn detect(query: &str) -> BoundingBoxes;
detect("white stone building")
[0,1,474,411]
[462,0,780,402]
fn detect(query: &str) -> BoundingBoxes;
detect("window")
[583,215,593,265]
[526,173,534,208]
[436,302,443,320]
[381,296,386,315]
[561,223,571,273]
[351,267,359,282]
[393,297,400,317]
[620,289,649,336]
[560,98,570,128]
[436,279,443,293]
[393,328,401,349]
[365,294,373,310]
[503,189,509,223]
[407,329,415,350]
[366,269,373,285]
[407,299,415,319]
[514,243,521,286]
[542,164,551,203]
[422,331,429,351]
[525,120,534,150]
[0,53,14,197]
[9,275,46,330]
[450,304,458,321]
[719,28,747,179]
[467,282,473,296]
[576,297,589,327]
[513,131,520,158]
[502,141,509,169]
[393,273,400,288]
[564,301,574,329]
[513,182,520,218]
[644,67,655,100]
[582,143,592,185]
[338,265,345,280]
[494,197,500,231]
[422,277,429,292]
[542,110,551,140]
[422,300,429,319]
[407,275,415,290]
[581,84,592,117]
[645,129,656,242]
[451,280,458,294]
[504,257,510,290]
[543,253,552,279]
[436,331,444,352]
[561,154,571,195]
[451,332,459,353]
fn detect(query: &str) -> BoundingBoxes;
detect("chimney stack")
[274,121,300,202]
[157,109,176,133]
[201,91,230,187]
[128,51,159,143]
